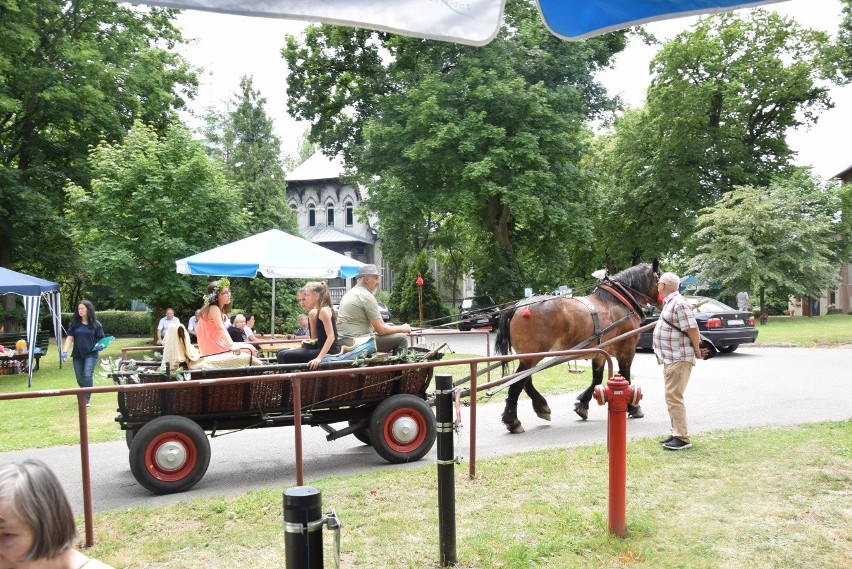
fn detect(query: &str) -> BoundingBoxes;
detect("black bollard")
[435,374,457,566]
[283,486,324,569]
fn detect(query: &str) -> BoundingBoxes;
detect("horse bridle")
[599,266,661,318]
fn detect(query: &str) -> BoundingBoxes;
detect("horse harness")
[570,280,645,350]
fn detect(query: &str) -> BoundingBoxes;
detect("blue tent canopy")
[536,0,788,40]
[0,267,64,387]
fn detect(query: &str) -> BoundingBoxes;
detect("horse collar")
[599,281,643,320]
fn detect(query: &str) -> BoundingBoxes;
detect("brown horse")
[494,261,661,433]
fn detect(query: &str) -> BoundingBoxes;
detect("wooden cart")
[111,348,443,494]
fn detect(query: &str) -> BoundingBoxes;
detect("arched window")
[345,201,354,226]
[308,204,316,227]
[326,203,335,226]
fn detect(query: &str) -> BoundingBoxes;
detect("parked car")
[377,302,391,323]
[458,296,500,331]
[637,296,758,353]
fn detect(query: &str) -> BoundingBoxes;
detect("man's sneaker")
[663,437,692,450]
[659,436,674,445]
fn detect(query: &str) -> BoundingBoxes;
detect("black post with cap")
[283,486,324,569]
[435,373,457,566]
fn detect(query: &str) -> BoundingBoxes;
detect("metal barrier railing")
[0,324,652,547]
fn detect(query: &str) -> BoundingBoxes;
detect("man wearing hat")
[337,264,411,354]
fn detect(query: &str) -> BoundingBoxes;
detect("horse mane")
[612,263,653,290]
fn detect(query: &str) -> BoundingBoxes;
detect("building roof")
[286,151,346,182]
[834,164,852,182]
[301,225,374,245]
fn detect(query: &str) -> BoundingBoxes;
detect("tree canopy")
[203,76,297,234]
[687,170,845,310]
[65,121,243,313]
[283,0,628,299]
[0,0,197,275]
[590,9,845,268]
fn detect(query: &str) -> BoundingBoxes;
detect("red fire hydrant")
[593,374,642,537]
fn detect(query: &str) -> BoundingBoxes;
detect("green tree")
[388,252,450,327]
[65,121,244,315]
[0,0,197,329]
[205,76,297,234]
[283,0,628,299]
[687,170,843,311]
[838,0,852,80]
[0,0,197,274]
[596,10,844,265]
[585,108,682,271]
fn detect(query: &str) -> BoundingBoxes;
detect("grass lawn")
[754,313,852,347]
[81,420,851,569]
[1,326,849,567]
[0,337,159,451]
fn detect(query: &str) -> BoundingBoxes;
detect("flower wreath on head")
[203,277,231,306]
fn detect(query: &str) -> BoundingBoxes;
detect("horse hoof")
[574,401,588,421]
[628,405,644,419]
[505,420,525,434]
[534,403,552,422]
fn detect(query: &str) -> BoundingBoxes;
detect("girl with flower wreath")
[196,279,257,356]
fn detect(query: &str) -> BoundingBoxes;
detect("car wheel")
[719,344,739,353]
[129,415,211,495]
[458,322,471,332]
[369,395,436,464]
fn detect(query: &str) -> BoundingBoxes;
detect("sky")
[174,0,851,179]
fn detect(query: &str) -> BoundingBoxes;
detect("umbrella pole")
[271,278,276,337]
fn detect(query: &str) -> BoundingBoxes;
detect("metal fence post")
[435,374,457,566]
[283,486,324,569]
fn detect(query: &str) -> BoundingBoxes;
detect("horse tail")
[494,306,515,375]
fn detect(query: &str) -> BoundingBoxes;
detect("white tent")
[0,267,63,387]
[175,229,365,333]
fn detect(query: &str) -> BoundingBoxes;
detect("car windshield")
[462,296,494,310]
[686,297,735,313]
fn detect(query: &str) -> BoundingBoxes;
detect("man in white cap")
[337,264,411,354]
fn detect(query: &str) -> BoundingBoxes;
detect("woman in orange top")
[195,279,257,356]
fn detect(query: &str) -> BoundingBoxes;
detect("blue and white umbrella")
[176,229,364,334]
[138,0,790,45]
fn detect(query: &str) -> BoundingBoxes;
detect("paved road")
[1,331,849,515]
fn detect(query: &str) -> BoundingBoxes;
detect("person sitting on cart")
[196,279,257,357]
[292,313,310,337]
[337,264,411,354]
[228,313,250,343]
[276,281,341,369]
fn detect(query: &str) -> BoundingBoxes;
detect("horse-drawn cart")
[110,346,443,495]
